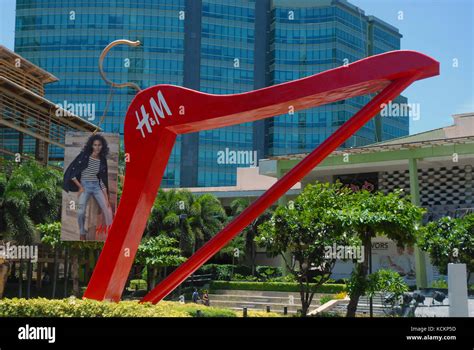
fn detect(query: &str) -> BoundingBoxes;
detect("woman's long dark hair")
[83,134,109,158]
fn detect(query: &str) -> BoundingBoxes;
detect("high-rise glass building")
[15,0,409,187]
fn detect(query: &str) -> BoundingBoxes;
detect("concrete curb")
[308,297,350,316]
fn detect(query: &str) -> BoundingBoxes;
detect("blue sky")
[351,0,474,133]
[0,0,472,134]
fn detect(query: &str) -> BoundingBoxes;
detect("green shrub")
[172,303,237,318]
[319,295,334,305]
[232,273,245,281]
[255,266,283,281]
[129,279,147,291]
[266,275,296,283]
[198,264,287,282]
[431,278,448,289]
[210,281,346,294]
[0,298,281,317]
[0,298,186,317]
[215,265,233,281]
[317,292,347,306]
[232,273,258,282]
[197,264,251,281]
[245,310,282,317]
[365,269,409,298]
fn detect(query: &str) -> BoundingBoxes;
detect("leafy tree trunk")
[63,247,69,297]
[124,265,134,294]
[84,250,90,284]
[157,267,164,283]
[299,280,305,315]
[346,264,368,317]
[346,233,371,317]
[151,267,158,289]
[52,246,58,298]
[18,260,23,298]
[11,262,16,282]
[303,292,315,317]
[299,278,315,317]
[146,266,152,292]
[250,243,256,276]
[71,248,80,297]
[299,289,310,317]
[26,261,32,299]
[0,260,9,298]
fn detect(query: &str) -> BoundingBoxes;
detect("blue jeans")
[77,180,112,236]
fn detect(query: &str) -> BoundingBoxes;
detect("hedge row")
[210,281,347,294]
[197,264,283,281]
[0,298,281,318]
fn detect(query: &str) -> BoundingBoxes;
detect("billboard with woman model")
[61,132,119,241]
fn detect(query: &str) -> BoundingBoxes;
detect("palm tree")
[146,190,227,257]
[230,198,273,275]
[146,189,188,253]
[0,160,62,298]
[187,193,227,251]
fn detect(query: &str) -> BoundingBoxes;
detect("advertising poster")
[60,132,119,241]
[371,237,417,286]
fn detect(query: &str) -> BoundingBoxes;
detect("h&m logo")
[135,90,172,138]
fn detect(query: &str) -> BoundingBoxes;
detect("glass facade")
[198,0,255,186]
[14,0,409,187]
[269,0,408,155]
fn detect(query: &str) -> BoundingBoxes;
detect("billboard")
[60,132,119,241]
[330,237,443,287]
[371,237,417,286]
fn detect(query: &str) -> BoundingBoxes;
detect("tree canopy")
[257,182,355,315]
[418,214,474,277]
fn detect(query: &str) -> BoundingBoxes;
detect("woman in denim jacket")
[63,134,113,240]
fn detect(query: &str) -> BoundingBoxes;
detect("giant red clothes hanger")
[83,40,439,304]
